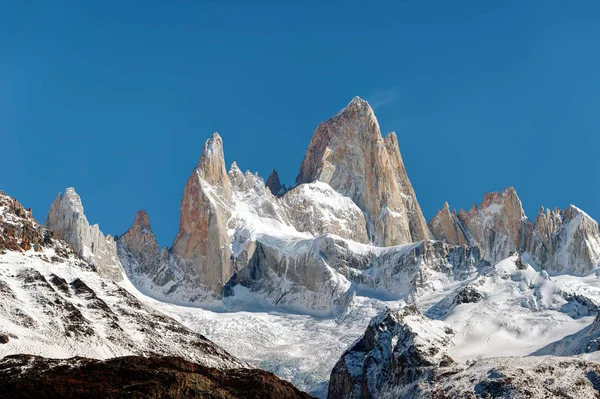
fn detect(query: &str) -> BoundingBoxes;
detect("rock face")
[266,169,284,196]
[233,235,483,312]
[45,188,123,282]
[327,305,455,399]
[328,306,600,399]
[0,355,314,399]
[119,210,159,274]
[430,187,600,275]
[296,97,430,246]
[0,191,58,254]
[117,210,217,304]
[428,202,469,247]
[528,205,600,275]
[171,133,235,295]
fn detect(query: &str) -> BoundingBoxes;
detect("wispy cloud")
[367,88,399,110]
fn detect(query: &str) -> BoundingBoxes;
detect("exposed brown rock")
[429,202,469,246]
[119,210,160,274]
[0,355,314,399]
[296,97,430,246]
[431,187,600,274]
[171,133,234,295]
[0,191,66,256]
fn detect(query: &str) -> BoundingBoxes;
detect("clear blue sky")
[2,1,599,247]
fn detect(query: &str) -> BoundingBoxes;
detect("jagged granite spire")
[265,169,283,196]
[430,187,600,274]
[118,209,159,274]
[171,133,234,295]
[296,96,431,246]
[45,187,123,282]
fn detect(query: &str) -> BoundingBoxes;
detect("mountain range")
[2,97,600,398]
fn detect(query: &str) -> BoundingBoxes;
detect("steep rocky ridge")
[266,169,285,196]
[327,305,455,399]
[296,97,431,246]
[430,187,600,275]
[45,188,123,282]
[171,132,235,295]
[232,235,484,312]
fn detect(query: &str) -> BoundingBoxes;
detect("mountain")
[44,98,599,317]
[296,97,430,246]
[0,190,241,368]
[266,169,285,196]
[328,306,600,399]
[46,188,123,282]
[112,97,481,310]
[429,187,600,275]
[0,355,313,399]
[22,96,600,397]
[171,133,235,295]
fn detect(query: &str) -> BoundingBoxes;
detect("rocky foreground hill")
[0,355,312,399]
[328,306,600,399]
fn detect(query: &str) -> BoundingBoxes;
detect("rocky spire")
[429,201,469,246]
[527,205,600,275]
[171,133,234,295]
[430,187,530,264]
[265,169,283,196]
[197,132,232,199]
[296,96,431,246]
[45,188,123,282]
[118,210,159,274]
[431,188,600,274]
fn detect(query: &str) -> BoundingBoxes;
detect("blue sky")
[2,1,599,247]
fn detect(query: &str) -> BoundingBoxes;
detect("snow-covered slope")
[327,303,600,399]
[0,191,241,370]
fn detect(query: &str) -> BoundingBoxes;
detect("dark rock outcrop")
[328,306,600,399]
[266,169,284,196]
[0,354,314,399]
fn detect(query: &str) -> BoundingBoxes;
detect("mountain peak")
[60,187,84,214]
[266,169,283,195]
[296,97,430,246]
[196,133,229,189]
[337,95,374,119]
[132,209,151,228]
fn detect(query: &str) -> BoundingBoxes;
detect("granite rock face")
[171,133,235,295]
[233,235,483,312]
[119,210,159,274]
[428,201,469,247]
[45,188,123,282]
[527,205,600,275]
[430,187,600,275]
[266,169,285,196]
[296,97,430,246]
